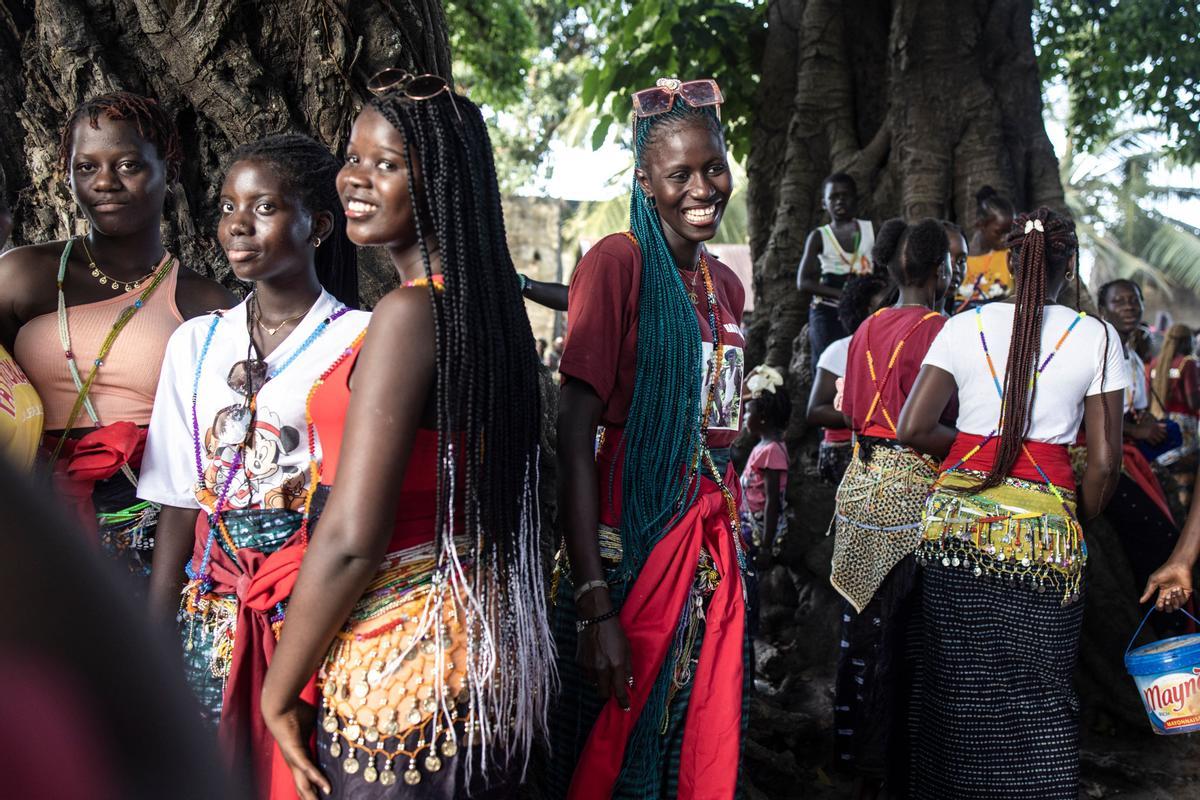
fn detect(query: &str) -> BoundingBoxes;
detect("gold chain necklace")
[253,297,309,336]
[78,236,159,292]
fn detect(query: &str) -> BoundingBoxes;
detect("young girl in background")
[741,365,790,564]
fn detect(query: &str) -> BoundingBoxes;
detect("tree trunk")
[0,0,451,305]
[742,2,1180,796]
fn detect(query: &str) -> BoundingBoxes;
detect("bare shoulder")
[0,240,68,315]
[368,285,436,342]
[175,268,239,319]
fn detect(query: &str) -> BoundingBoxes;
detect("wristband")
[573,579,609,602]
[576,607,620,633]
[517,273,529,293]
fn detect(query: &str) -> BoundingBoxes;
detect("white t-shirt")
[1125,349,1149,413]
[921,304,1128,444]
[138,291,370,512]
[816,335,851,378]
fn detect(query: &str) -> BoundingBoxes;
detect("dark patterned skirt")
[94,473,158,600]
[908,565,1084,799]
[818,439,854,486]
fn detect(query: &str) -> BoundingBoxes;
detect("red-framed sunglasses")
[367,68,462,123]
[632,78,724,120]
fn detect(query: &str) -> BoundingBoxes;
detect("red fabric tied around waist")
[568,465,744,800]
[46,422,146,536]
[190,513,315,800]
[944,433,1075,491]
[1120,442,1174,523]
[860,423,897,441]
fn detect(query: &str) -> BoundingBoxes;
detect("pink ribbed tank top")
[14,254,184,430]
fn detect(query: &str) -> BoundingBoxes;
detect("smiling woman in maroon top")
[548,79,749,800]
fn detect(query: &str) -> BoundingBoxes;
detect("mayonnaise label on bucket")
[1140,667,1200,730]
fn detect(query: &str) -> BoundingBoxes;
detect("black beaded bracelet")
[575,607,620,633]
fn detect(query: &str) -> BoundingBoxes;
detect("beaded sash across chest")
[917,308,1089,603]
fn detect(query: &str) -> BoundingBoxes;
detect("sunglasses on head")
[632,78,723,120]
[367,69,463,123]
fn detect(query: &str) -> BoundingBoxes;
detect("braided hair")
[838,273,890,333]
[1150,323,1192,418]
[972,207,1096,491]
[872,217,949,288]
[226,134,359,308]
[616,95,727,790]
[59,91,183,182]
[368,88,550,769]
[623,100,724,574]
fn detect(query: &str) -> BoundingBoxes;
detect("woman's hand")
[578,617,633,711]
[262,693,330,800]
[1128,414,1168,445]
[1140,559,1195,613]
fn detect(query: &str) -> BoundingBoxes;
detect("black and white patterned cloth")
[908,565,1084,799]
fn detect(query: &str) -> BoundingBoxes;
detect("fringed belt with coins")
[916,469,1085,605]
[319,536,476,788]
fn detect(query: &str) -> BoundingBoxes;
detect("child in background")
[796,173,876,361]
[741,365,791,565]
[958,185,1015,308]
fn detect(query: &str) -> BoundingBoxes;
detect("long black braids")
[369,88,551,771]
[226,134,359,308]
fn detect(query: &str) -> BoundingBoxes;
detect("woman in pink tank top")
[0,91,234,596]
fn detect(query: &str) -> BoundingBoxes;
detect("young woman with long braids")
[547,78,747,799]
[1148,323,1200,512]
[261,78,553,799]
[0,91,234,593]
[138,133,367,798]
[897,208,1125,799]
[828,217,950,799]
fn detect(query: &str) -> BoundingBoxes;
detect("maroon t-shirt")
[559,232,747,450]
[842,306,948,436]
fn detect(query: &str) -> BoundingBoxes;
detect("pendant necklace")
[78,236,160,292]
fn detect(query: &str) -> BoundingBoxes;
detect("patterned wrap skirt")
[94,472,158,599]
[180,508,302,727]
[910,474,1085,799]
[818,438,854,486]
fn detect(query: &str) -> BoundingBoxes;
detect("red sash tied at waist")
[1120,442,1174,523]
[860,423,898,441]
[190,513,315,800]
[46,422,146,536]
[944,433,1076,491]
[568,465,745,800]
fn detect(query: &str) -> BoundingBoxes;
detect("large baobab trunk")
[0,0,451,303]
[740,2,1166,796]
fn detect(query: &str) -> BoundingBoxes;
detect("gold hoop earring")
[312,236,322,248]
[1065,270,1075,283]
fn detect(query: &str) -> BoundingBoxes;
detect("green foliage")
[1037,2,1200,164]
[578,0,767,162]
[443,0,536,107]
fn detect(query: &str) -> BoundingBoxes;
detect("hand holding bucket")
[1126,607,1200,735]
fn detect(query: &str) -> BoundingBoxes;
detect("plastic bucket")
[1125,608,1200,735]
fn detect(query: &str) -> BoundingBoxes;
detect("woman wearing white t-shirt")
[897,208,1125,800]
[807,273,891,485]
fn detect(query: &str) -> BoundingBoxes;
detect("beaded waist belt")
[319,536,475,788]
[916,470,1084,604]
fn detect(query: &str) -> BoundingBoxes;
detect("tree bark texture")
[740,3,1182,794]
[0,0,452,303]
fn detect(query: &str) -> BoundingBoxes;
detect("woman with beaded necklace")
[261,74,553,799]
[546,78,747,799]
[138,133,367,799]
[0,92,234,595]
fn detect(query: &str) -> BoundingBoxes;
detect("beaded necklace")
[185,301,350,591]
[934,307,1087,524]
[50,239,176,476]
[825,223,863,270]
[691,252,747,573]
[296,275,444,549]
[859,307,942,436]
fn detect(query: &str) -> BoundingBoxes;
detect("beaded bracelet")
[517,273,529,293]
[575,607,620,633]
[573,579,609,602]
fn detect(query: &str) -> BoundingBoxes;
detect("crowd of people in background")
[2,69,1199,800]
